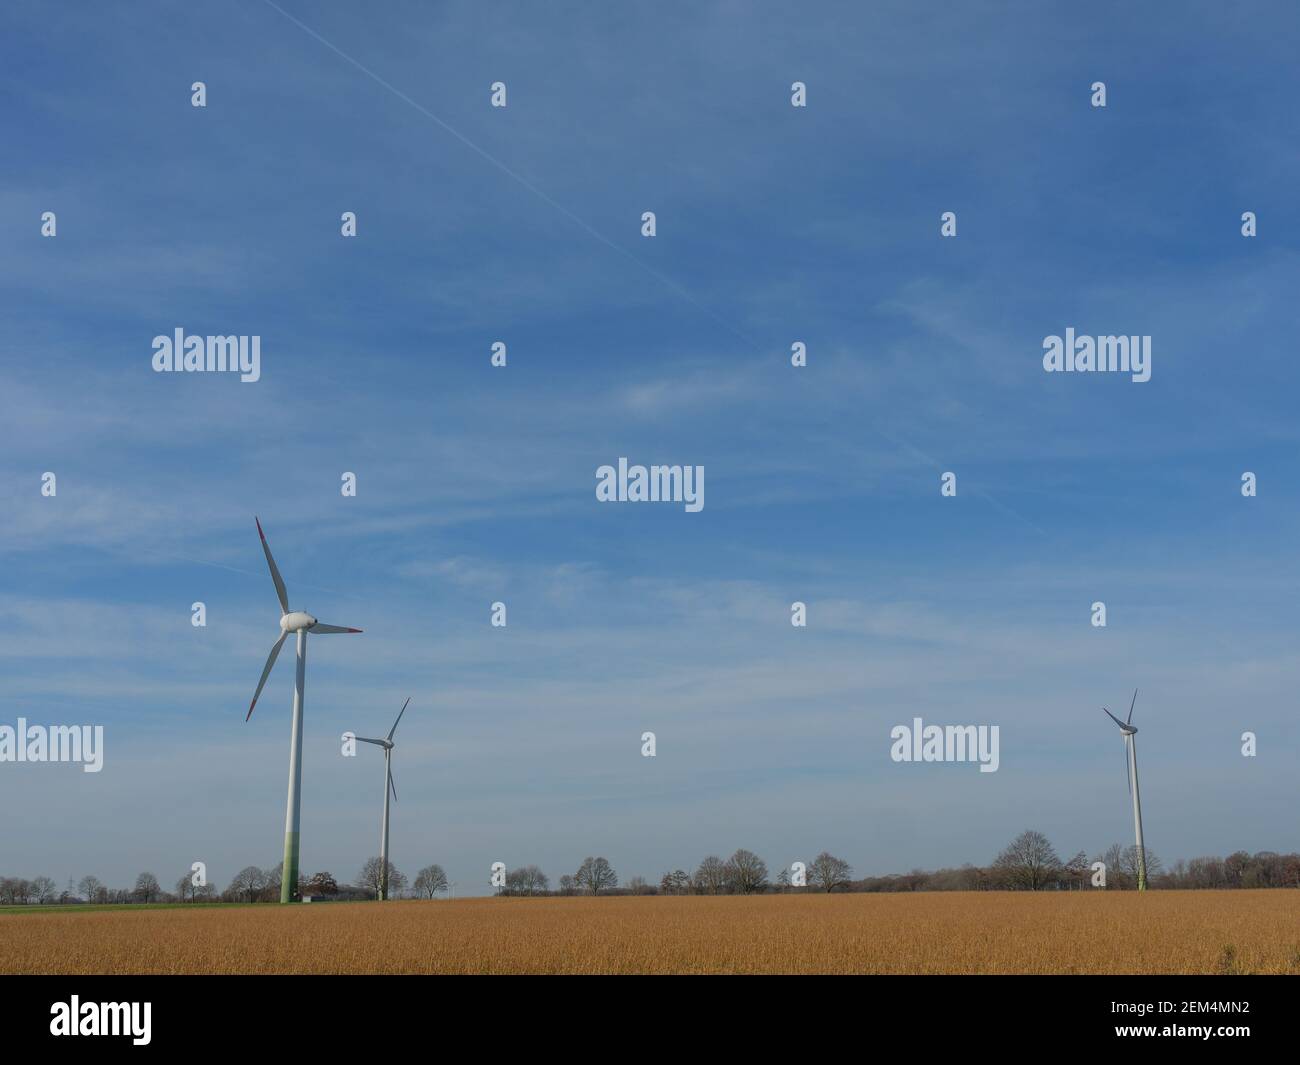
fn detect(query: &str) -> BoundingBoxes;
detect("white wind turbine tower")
[352,698,411,901]
[246,517,362,904]
[1102,689,1148,892]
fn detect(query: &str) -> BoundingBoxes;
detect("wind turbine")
[1102,689,1148,891]
[352,698,410,901]
[246,517,362,903]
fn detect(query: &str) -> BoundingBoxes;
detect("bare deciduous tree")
[1098,843,1127,888]
[725,850,769,895]
[358,857,406,899]
[413,864,448,898]
[133,872,161,904]
[229,866,267,903]
[574,856,617,895]
[693,855,727,895]
[660,870,690,895]
[31,875,57,904]
[993,830,1060,891]
[1119,844,1161,883]
[1062,851,1090,890]
[1,878,32,904]
[808,852,853,893]
[521,865,549,895]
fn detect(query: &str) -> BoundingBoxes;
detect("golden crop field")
[2,891,1298,975]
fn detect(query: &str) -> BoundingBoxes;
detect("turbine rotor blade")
[353,736,387,747]
[1127,688,1138,725]
[1125,734,1133,798]
[255,517,290,615]
[387,697,411,743]
[1102,707,1126,729]
[388,767,397,803]
[308,622,363,634]
[247,631,288,721]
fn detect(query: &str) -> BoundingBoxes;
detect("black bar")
[0,975,1290,1051]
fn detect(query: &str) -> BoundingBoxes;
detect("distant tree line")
[0,857,441,906]
[843,832,1300,893]
[4,834,1297,905]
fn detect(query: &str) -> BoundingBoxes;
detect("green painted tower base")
[281,831,299,903]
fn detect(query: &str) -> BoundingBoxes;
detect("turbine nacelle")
[280,611,318,633]
[1101,688,1141,736]
[352,698,410,756]
[1103,708,1138,735]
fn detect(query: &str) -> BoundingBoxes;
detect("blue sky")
[2,1,1298,895]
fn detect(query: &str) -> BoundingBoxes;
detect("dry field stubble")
[2,891,1297,975]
